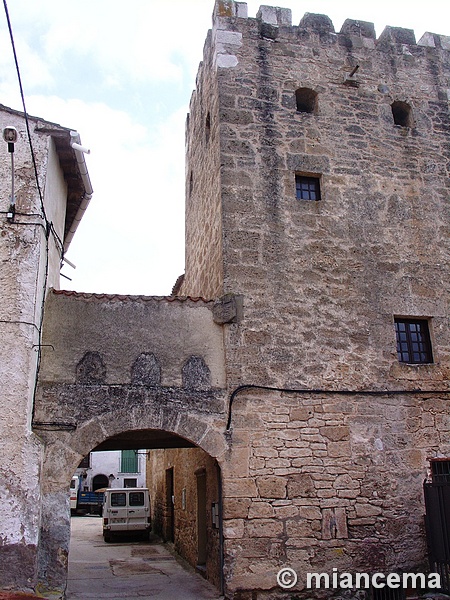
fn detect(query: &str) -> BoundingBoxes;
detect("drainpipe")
[63,131,94,253]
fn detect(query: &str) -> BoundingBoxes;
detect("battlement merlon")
[211,0,450,70]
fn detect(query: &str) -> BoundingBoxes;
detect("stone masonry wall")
[181,29,224,299]
[147,447,221,588]
[211,6,450,390]
[221,388,450,597]
[182,2,450,598]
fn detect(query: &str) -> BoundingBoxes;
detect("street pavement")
[66,516,223,600]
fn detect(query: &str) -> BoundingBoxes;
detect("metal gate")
[424,480,450,593]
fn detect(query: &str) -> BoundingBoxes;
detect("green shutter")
[121,450,138,473]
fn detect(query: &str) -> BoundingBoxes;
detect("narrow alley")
[66,517,223,600]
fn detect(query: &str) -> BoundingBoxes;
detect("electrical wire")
[2,0,64,256]
[226,384,450,430]
[2,0,54,426]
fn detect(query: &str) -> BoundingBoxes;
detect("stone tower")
[180,1,450,596]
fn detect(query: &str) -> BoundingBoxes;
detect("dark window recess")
[371,586,406,600]
[391,101,413,127]
[205,112,211,144]
[431,460,450,483]
[394,318,433,364]
[78,454,90,469]
[295,87,318,114]
[295,175,321,201]
[124,478,138,488]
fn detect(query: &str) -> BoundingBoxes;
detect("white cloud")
[23,93,186,295]
[2,0,213,88]
[1,0,449,297]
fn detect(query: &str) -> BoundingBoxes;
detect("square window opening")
[295,174,321,201]
[394,318,433,364]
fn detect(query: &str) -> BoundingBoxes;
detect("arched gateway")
[33,290,229,594]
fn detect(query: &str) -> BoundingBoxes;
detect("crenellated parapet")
[211,0,450,72]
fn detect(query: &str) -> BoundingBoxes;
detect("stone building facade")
[0,105,92,589]
[176,0,450,596]
[1,1,450,599]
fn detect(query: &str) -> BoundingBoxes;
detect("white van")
[102,487,151,542]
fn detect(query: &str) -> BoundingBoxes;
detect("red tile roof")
[52,289,213,304]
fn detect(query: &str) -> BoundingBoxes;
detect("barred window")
[430,460,450,483]
[295,175,321,201]
[394,318,433,364]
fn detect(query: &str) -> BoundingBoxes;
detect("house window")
[295,175,321,201]
[394,318,433,364]
[121,450,138,473]
[430,460,450,483]
[124,478,138,488]
[295,87,318,114]
[391,101,413,127]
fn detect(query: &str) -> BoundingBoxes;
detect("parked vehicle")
[77,490,104,515]
[70,476,79,514]
[102,487,151,542]
[70,476,104,515]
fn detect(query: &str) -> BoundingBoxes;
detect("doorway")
[165,467,175,543]
[196,469,207,568]
[92,474,108,491]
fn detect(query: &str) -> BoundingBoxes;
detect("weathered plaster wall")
[43,137,68,290]
[75,450,147,491]
[38,290,226,389]
[147,447,221,588]
[0,110,67,590]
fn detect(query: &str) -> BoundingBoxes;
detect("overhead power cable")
[2,0,64,255]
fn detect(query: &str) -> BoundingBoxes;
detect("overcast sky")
[0,0,448,295]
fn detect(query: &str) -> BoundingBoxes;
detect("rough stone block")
[319,425,350,442]
[225,477,258,498]
[256,6,292,26]
[256,475,287,499]
[377,25,416,47]
[340,19,375,38]
[287,474,315,499]
[223,519,245,538]
[355,503,382,518]
[247,518,284,538]
[248,501,275,519]
[299,12,335,34]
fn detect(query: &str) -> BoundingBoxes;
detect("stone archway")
[33,291,229,595]
[35,402,228,596]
